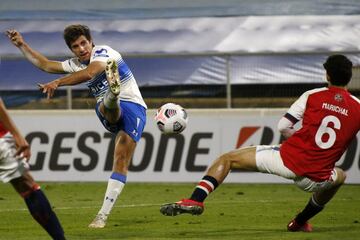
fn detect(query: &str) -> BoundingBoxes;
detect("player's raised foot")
[287,219,313,232]
[105,59,121,96]
[160,199,204,216]
[88,213,108,228]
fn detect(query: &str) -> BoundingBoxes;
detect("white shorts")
[255,145,337,192]
[0,133,29,183]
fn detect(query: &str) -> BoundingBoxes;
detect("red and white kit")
[280,86,360,181]
[0,121,28,182]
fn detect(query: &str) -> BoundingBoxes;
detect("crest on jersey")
[334,93,343,102]
[94,48,109,58]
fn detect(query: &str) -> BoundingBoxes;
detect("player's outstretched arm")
[0,99,31,160]
[5,29,65,74]
[38,61,106,99]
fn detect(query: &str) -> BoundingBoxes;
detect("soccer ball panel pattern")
[154,103,188,134]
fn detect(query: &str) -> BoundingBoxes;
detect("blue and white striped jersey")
[61,45,147,109]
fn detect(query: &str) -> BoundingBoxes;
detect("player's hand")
[13,135,31,161]
[5,29,25,48]
[38,80,59,99]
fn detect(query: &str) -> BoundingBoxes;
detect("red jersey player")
[0,99,65,239]
[160,54,360,232]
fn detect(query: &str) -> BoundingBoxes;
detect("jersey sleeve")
[285,91,309,123]
[277,117,296,138]
[61,58,79,73]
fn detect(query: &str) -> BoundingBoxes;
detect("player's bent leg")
[11,173,65,239]
[207,146,257,184]
[99,102,121,125]
[160,146,257,217]
[105,59,121,96]
[98,59,122,124]
[89,131,136,228]
[314,167,346,205]
[96,101,121,131]
[288,167,346,232]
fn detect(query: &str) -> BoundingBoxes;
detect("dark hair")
[63,24,92,48]
[323,54,353,86]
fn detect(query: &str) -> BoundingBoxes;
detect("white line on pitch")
[0,198,352,213]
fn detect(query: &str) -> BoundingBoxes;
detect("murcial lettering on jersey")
[322,103,348,116]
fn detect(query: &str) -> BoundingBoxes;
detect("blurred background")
[1,0,360,109]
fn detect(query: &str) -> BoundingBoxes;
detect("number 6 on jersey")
[315,115,341,149]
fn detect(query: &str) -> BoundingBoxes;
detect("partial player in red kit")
[0,99,65,239]
[160,54,360,232]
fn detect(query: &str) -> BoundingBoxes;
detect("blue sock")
[24,189,65,240]
[110,172,127,183]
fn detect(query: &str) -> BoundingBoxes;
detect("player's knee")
[333,167,346,186]
[23,184,41,198]
[11,178,41,198]
[220,151,246,170]
[219,152,234,164]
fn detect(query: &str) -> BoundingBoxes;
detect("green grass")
[0,183,359,240]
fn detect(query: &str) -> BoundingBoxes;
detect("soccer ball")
[154,103,188,134]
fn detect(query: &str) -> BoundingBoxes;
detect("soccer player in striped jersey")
[6,25,147,228]
[0,99,65,239]
[160,54,360,232]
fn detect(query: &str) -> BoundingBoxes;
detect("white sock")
[98,178,125,216]
[103,90,119,109]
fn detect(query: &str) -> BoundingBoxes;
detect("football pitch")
[0,183,359,240]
